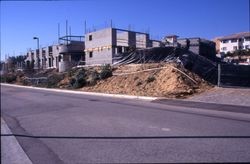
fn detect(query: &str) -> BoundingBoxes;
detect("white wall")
[220,40,239,53]
[220,36,250,53]
[243,38,250,49]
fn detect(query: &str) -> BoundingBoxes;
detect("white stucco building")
[219,32,250,54]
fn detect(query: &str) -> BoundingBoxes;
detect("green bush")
[71,68,87,89]
[69,78,76,87]
[1,74,17,83]
[88,71,99,86]
[146,76,156,83]
[99,64,112,80]
[47,74,64,88]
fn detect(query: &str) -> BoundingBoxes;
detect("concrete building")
[163,35,179,47]
[219,32,250,54]
[84,28,160,65]
[26,45,60,70]
[58,36,85,72]
[25,35,84,72]
[161,36,216,61]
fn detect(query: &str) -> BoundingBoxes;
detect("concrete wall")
[117,31,129,47]
[85,28,116,49]
[85,48,114,65]
[116,31,136,47]
[136,33,149,48]
[85,28,116,65]
[150,40,161,47]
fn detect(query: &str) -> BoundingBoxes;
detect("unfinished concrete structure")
[25,35,84,72]
[58,36,85,72]
[178,38,216,61]
[84,28,160,65]
[26,45,60,70]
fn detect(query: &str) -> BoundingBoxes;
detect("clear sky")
[0,0,249,60]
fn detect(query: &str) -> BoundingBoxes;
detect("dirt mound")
[82,63,212,98]
[2,63,212,98]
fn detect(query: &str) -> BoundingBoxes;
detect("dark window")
[231,39,237,43]
[89,35,92,41]
[222,40,229,43]
[117,46,123,53]
[89,51,93,58]
[245,37,250,41]
[49,46,53,55]
[233,46,237,50]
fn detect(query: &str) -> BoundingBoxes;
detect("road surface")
[1,84,250,163]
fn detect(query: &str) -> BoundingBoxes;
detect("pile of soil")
[82,63,212,98]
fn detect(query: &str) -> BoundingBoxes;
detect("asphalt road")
[1,85,250,163]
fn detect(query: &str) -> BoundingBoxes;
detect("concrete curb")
[0,83,158,101]
[1,117,33,164]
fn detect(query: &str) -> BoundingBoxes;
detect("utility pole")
[58,23,60,44]
[84,20,87,34]
[66,20,68,45]
[33,37,40,69]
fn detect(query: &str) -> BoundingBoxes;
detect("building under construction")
[25,26,215,72]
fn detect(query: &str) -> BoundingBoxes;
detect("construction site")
[1,26,250,98]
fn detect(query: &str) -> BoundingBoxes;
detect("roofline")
[219,36,249,41]
[218,32,250,41]
[86,27,149,35]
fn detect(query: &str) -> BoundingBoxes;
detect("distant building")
[218,32,250,54]
[163,35,179,47]
[26,45,61,70]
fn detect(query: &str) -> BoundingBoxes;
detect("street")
[1,85,250,163]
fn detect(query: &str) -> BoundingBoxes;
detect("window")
[117,46,123,53]
[89,51,93,58]
[89,35,92,41]
[233,46,237,50]
[231,39,237,43]
[245,37,250,41]
[222,47,227,51]
[222,40,229,43]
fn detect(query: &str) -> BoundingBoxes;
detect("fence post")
[217,63,221,87]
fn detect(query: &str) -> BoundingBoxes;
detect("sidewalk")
[1,117,32,164]
[188,87,250,107]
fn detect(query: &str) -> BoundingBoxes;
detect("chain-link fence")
[218,64,250,87]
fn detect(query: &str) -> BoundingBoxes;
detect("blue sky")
[0,0,249,60]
